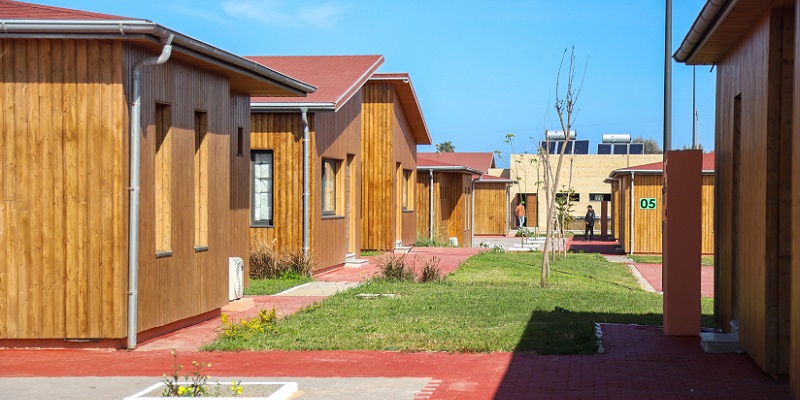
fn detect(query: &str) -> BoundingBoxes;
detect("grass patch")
[414,235,453,247]
[360,250,384,257]
[244,275,313,296]
[206,252,714,354]
[629,254,714,266]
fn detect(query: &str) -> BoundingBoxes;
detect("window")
[322,158,342,216]
[251,151,273,226]
[194,111,209,248]
[155,103,172,254]
[555,191,580,202]
[589,193,611,202]
[236,127,244,157]
[402,169,413,210]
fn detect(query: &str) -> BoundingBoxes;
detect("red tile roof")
[610,152,715,176]
[0,0,133,20]
[248,55,383,109]
[418,152,495,171]
[418,152,514,183]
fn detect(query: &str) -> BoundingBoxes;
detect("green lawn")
[207,252,714,354]
[629,254,714,266]
[244,276,313,296]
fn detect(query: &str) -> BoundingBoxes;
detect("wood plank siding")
[610,174,714,255]
[474,182,509,235]
[124,43,251,335]
[415,171,473,246]
[0,38,251,340]
[713,8,793,376]
[794,2,800,396]
[361,82,417,250]
[250,91,363,271]
[0,39,127,339]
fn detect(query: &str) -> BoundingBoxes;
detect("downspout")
[127,34,174,350]
[470,179,475,247]
[629,172,635,255]
[429,169,434,241]
[301,108,310,258]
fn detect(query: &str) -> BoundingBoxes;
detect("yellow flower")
[207,363,212,368]
[237,387,243,395]
[177,386,186,395]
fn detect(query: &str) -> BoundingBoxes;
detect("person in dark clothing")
[584,205,595,241]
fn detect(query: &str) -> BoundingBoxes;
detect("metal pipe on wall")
[127,34,174,350]
[301,108,310,258]
[630,172,635,255]
[428,169,435,241]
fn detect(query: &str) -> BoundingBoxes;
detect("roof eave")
[417,165,483,175]
[251,102,335,112]
[0,19,317,96]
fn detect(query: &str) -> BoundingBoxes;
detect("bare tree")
[632,137,662,154]
[540,47,585,286]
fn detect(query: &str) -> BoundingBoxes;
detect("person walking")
[515,202,526,228]
[584,205,596,241]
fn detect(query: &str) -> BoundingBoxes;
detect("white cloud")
[222,0,344,29]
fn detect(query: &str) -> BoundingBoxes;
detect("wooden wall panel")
[0,39,126,339]
[613,174,714,255]
[474,183,508,235]
[415,171,432,239]
[393,95,418,246]
[124,43,248,334]
[713,10,794,375]
[250,91,363,271]
[250,113,303,254]
[361,83,396,250]
[793,2,800,396]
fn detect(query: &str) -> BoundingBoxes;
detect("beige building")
[509,154,663,231]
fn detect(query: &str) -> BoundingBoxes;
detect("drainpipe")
[127,34,174,350]
[630,172,635,255]
[301,108,310,258]
[470,179,475,247]
[429,169,434,241]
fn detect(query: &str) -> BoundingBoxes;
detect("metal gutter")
[674,0,730,63]
[416,165,483,175]
[251,102,335,112]
[0,19,316,95]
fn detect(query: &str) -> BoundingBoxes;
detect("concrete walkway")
[0,246,789,399]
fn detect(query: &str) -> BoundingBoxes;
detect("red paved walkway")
[0,324,789,399]
[635,263,715,297]
[0,247,785,398]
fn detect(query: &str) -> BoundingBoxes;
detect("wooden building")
[245,55,383,271]
[415,156,481,247]
[361,74,432,251]
[416,152,515,244]
[675,1,799,396]
[606,153,715,254]
[0,1,313,347]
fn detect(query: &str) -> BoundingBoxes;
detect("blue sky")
[45,0,714,166]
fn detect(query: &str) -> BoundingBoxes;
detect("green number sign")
[639,198,657,210]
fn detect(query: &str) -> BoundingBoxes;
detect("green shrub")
[284,252,314,277]
[515,227,532,237]
[376,253,415,281]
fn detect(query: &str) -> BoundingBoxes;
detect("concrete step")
[700,332,741,353]
[344,258,369,268]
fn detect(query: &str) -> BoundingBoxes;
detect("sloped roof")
[0,0,315,97]
[248,55,384,111]
[675,0,779,64]
[0,0,130,19]
[418,152,515,183]
[370,73,432,145]
[608,152,715,178]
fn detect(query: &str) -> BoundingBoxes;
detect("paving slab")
[0,376,433,400]
[276,281,361,296]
